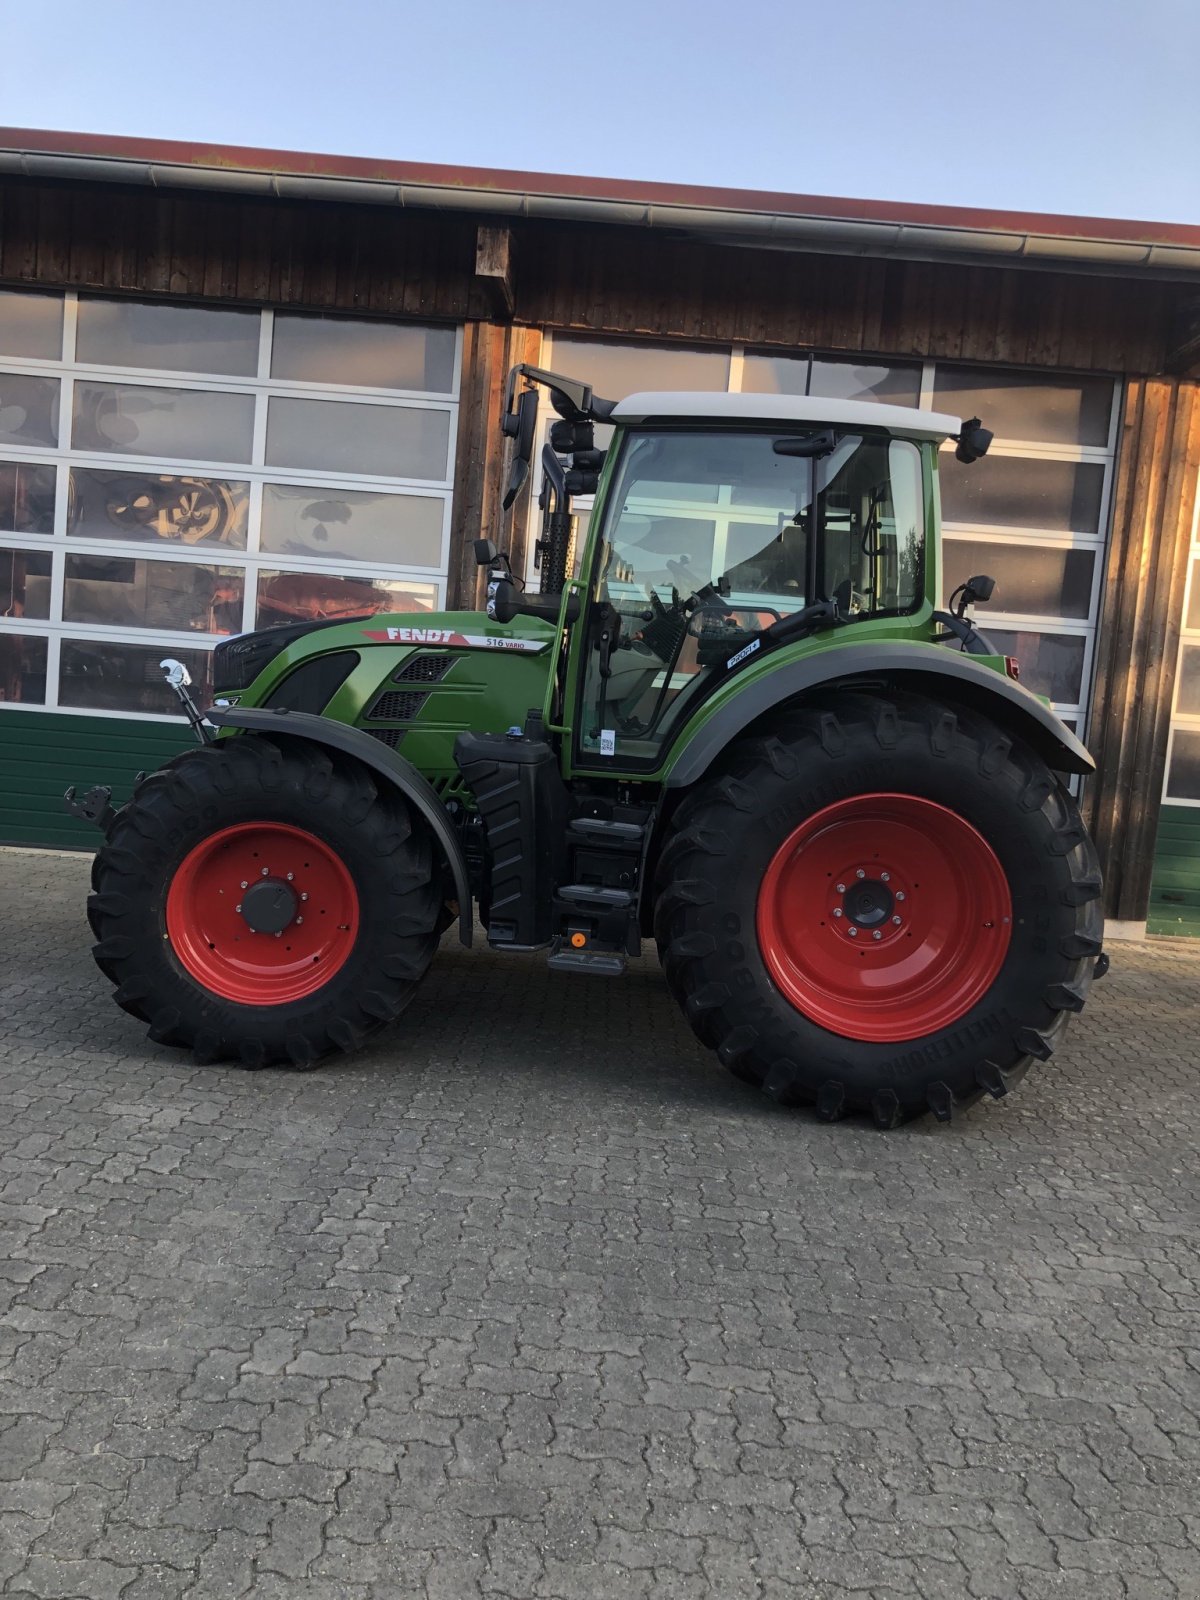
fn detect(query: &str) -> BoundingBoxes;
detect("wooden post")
[1082,377,1200,929]
[474,224,514,319]
[447,322,542,610]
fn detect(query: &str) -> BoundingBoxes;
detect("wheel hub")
[239,878,298,935]
[840,876,894,929]
[757,793,1012,1042]
[165,822,359,1004]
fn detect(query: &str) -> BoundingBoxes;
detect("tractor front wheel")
[654,694,1103,1126]
[88,735,442,1067]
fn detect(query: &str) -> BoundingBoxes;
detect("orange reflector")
[1004,655,1021,680]
[570,932,587,949]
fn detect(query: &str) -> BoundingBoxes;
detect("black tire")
[654,693,1103,1126]
[87,735,442,1068]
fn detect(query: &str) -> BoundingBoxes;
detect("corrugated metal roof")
[1,126,1198,278]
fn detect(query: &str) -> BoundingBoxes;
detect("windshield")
[578,427,926,766]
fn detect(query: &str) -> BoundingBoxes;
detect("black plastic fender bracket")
[206,706,473,946]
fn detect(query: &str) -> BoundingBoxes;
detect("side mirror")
[952,573,996,619]
[501,387,539,510]
[954,417,994,464]
[474,539,498,567]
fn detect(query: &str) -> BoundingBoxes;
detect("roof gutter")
[2,146,1199,281]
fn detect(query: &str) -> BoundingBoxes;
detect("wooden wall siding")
[514,222,1177,375]
[0,176,1185,375]
[0,177,484,319]
[448,322,543,609]
[1083,378,1200,920]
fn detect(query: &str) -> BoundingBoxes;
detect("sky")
[0,0,1197,225]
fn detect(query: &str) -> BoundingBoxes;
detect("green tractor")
[74,366,1105,1125]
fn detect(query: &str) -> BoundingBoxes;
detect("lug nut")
[832,907,843,918]
[880,871,890,882]
[286,872,294,881]
[896,891,906,902]
[240,880,248,889]
[235,903,242,913]
[872,930,882,940]
[300,893,309,902]
[295,917,303,925]
[892,915,902,925]
[848,927,859,938]
[274,931,282,938]
[836,882,846,893]
[261,867,269,877]
[856,868,866,879]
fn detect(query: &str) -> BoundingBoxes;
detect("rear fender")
[662,642,1095,789]
[206,707,472,946]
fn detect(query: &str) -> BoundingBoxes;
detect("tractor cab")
[485,367,993,775]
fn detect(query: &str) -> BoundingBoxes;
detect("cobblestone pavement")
[1,847,1199,1600]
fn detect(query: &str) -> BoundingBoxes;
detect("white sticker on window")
[599,729,616,757]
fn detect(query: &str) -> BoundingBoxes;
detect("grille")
[367,727,405,748]
[367,689,428,721]
[395,653,454,684]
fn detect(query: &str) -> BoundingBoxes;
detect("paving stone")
[1,849,1199,1599]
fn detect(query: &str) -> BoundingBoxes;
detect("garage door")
[0,289,460,722]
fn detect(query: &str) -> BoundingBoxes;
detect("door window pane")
[809,357,921,407]
[0,547,51,619]
[943,538,1095,619]
[63,554,244,635]
[72,381,254,464]
[271,315,456,393]
[255,568,437,630]
[0,372,59,448]
[76,298,260,376]
[551,337,730,399]
[933,366,1113,447]
[1166,729,1200,801]
[1186,561,1200,633]
[69,468,249,549]
[265,397,449,480]
[59,638,212,715]
[0,461,56,534]
[261,483,443,567]
[0,632,47,703]
[940,453,1104,534]
[741,353,809,396]
[1175,644,1200,716]
[986,627,1086,703]
[0,290,63,361]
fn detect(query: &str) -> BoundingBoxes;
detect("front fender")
[207,707,472,946]
[662,640,1095,787]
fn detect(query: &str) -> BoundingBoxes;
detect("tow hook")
[64,783,116,833]
[1094,950,1111,981]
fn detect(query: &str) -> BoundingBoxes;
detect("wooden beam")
[447,321,542,610]
[1082,377,1200,922]
[474,223,514,319]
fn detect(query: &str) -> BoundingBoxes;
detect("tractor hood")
[212,610,556,696]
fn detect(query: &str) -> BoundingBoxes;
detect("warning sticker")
[599,729,616,757]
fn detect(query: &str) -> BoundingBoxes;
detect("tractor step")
[547,944,627,977]
[555,883,633,908]
[568,816,645,841]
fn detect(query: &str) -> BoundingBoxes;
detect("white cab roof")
[611,391,961,441]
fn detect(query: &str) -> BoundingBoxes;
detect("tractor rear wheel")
[88,735,442,1067]
[654,693,1103,1126]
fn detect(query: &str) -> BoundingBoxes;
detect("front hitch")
[64,783,117,833]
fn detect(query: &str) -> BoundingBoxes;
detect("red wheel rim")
[756,794,1012,1043]
[165,822,359,1004]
